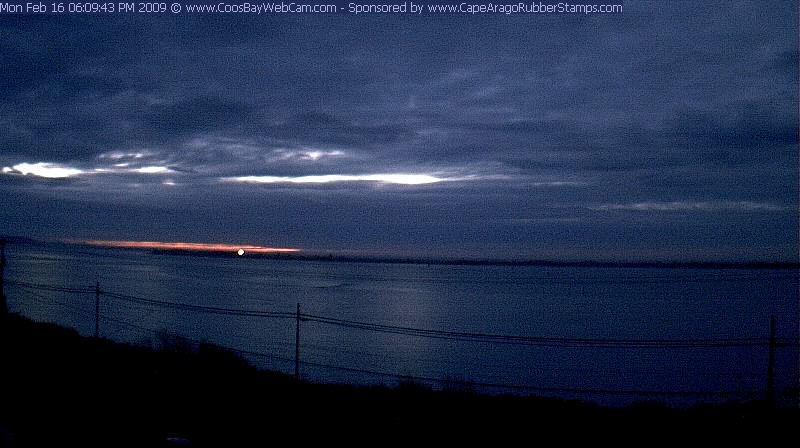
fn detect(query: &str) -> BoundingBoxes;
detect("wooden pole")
[295,303,301,381]
[94,281,100,338]
[767,315,776,407]
[0,239,6,316]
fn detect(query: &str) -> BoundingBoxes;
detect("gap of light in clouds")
[2,162,175,178]
[223,173,447,185]
[2,163,85,179]
[69,239,301,254]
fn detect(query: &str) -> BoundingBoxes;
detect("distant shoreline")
[149,250,800,270]
[2,236,798,269]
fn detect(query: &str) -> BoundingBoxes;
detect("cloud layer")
[1,4,797,260]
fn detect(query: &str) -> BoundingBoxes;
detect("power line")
[9,290,773,398]
[18,286,724,384]
[299,313,796,348]
[8,279,95,294]
[18,287,298,366]
[103,291,295,320]
[20,288,96,318]
[8,279,799,349]
[10,286,794,399]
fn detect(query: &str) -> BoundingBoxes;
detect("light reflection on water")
[5,243,799,407]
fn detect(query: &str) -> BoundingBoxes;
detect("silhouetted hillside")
[0,313,796,446]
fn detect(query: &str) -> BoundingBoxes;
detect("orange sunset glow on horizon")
[68,239,302,254]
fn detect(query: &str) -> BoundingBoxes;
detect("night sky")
[1,2,797,261]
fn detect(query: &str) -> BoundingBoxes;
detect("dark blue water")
[5,243,798,407]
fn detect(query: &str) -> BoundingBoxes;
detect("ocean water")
[4,243,798,406]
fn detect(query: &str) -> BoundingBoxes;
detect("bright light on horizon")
[69,239,301,254]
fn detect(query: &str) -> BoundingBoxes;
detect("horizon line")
[0,236,796,265]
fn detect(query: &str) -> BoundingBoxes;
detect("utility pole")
[767,315,776,407]
[94,281,100,338]
[0,239,7,316]
[295,303,301,381]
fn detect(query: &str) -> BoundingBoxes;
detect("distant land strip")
[0,236,797,269]
[156,252,799,270]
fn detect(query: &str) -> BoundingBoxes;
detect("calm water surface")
[5,244,798,406]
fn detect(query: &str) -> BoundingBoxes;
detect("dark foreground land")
[0,314,797,447]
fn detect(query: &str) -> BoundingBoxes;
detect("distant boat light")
[237,249,245,256]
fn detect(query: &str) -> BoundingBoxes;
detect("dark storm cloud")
[0,2,797,260]
[143,97,256,134]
